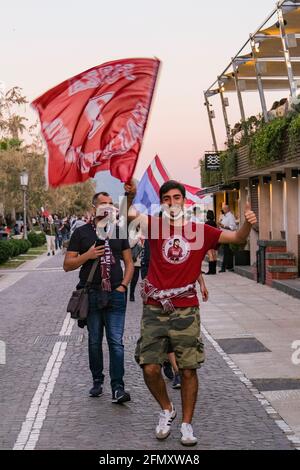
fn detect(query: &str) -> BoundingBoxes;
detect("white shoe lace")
[158,410,173,429]
[181,424,195,439]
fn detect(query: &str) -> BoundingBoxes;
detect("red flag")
[183,184,204,205]
[32,58,160,187]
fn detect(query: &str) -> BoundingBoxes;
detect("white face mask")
[161,203,185,221]
[95,205,119,239]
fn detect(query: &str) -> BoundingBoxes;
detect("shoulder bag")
[66,258,99,320]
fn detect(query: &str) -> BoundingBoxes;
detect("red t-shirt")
[146,216,222,307]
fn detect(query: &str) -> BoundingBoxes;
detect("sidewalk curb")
[0,251,56,293]
[202,325,300,450]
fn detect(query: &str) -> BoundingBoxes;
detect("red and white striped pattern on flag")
[147,155,170,193]
[133,155,169,213]
[133,155,203,214]
[147,156,203,204]
[184,184,204,206]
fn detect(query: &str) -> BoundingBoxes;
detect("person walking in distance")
[64,192,134,404]
[129,224,145,302]
[43,215,56,256]
[125,180,257,446]
[205,210,217,275]
[218,204,237,273]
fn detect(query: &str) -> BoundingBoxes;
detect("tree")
[0,87,96,225]
[6,115,28,140]
[0,87,28,141]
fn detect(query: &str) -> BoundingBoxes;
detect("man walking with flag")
[125,179,257,446]
[32,56,160,405]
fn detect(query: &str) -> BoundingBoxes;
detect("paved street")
[0,253,299,450]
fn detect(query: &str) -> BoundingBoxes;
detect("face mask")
[161,204,185,221]
[95,205,119,239]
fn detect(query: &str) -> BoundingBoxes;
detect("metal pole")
[23,188,27,240]
[277,6,298,98]
[204,92,218,152]
[205,0,295,97]
[232,59,246,122]
[250,36,269,122]
[218,77,232,145]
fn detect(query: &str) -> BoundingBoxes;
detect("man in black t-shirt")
[63,192,134,404]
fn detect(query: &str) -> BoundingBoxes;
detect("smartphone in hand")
[95,239,105,247]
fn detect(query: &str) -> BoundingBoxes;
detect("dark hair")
[159,180,186,202]
[92,192,110,207]
[174,239,180,244]
[206,210,215,221]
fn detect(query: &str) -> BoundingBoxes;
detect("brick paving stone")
[0,254,295,450]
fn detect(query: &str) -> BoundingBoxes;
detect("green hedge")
[200,160,222,187]
[6,240,17,257]
[249,116,291,167]
[0,239,31,264]
[28,231,46,247]
[0,242,10,264]
[220,148,237,183]
[288,113,300,152]
[202,109,300,186]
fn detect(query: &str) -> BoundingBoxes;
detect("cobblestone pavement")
[0,254,295,450]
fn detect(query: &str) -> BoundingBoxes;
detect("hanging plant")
[200,160,222,187]
[220,148,237,183]
[288,113,300,153]
[249,116,291,168]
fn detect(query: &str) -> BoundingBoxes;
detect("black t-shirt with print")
[67,223,130,289]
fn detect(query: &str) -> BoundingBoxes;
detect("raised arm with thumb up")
[244,201,257,226]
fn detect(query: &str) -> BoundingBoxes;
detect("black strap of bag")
[85,258,99,287]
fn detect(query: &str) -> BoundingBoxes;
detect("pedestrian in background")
[218,204,237,273]
[129,225,144,302]
[43,215,56,256]
[205,210,217,275]
[64,192,134,404]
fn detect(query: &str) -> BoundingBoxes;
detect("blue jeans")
[55,234,62,250]
[87,289,127,393]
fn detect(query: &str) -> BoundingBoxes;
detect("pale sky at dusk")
[1,0,282,191]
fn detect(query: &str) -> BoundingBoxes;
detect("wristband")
[119,283,128,291]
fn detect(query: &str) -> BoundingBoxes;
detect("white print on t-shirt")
[162,235,191,265]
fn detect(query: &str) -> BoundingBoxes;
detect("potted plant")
[229,242,250,266]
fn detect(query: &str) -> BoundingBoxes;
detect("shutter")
[250,183,259,228]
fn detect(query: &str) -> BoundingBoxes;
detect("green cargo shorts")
[135,304,205,370]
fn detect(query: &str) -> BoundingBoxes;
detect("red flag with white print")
[32,58,160,187]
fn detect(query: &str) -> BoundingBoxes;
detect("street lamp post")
[20,169,29,240]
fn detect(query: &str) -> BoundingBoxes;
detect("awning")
[198,183,240,196]
[261,2,300,35]
[208,1,300,95]
[218,77,292,93]
[233,58,300,78]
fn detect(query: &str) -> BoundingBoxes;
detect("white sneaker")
[180,423,198,446]
[155,403,177,440]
